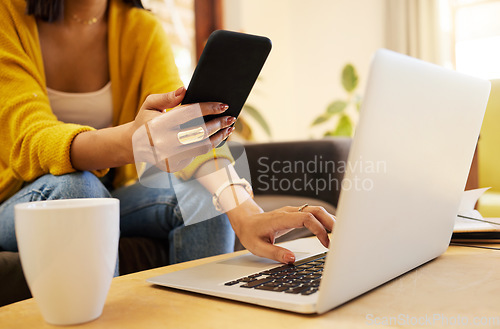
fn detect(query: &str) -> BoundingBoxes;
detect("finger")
[181,126,233,151]
[176,127,232,158]
[283,205,335,232]
[175,115,233,146]
[272,212,330,248]
[144,87,185,112]
[204,116,236,137]
[199,102,230,117]
[302,206,335,232]
[171,103,229,127]
[299,212,330,248]
[208,126,235,148]
[253,242,296,264]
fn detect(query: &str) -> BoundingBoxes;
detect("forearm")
[70,122,134,171]
[195,158,263,218]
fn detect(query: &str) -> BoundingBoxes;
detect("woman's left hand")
[227,200,335,264]
[131,87,235,173]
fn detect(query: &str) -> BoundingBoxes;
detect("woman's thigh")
[0,172,110,251]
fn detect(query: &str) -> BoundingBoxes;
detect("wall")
[223,0,386,141]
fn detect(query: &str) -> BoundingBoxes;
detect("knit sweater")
[0,0,230,203]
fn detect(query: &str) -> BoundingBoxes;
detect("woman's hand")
[194,161,334,264]
[131,86,236,172]
[227,199,335,264]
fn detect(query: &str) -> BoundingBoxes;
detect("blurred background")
[143,0,500,141]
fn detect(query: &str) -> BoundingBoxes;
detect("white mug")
[15,198,119,326]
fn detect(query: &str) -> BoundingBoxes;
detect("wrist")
[71,122,135,171]
[121,122,135,164]
[213,178,253,212]
[226,197,264,230]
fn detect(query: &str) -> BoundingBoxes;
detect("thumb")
[145,86,186,112]
[257,242,296,264]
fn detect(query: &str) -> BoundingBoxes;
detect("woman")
[0,0,334,269]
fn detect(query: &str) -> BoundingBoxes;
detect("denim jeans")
[0,171,235,271]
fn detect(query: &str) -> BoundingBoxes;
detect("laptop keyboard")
[224,252,327,296]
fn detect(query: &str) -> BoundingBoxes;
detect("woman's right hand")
[131,87,236,172]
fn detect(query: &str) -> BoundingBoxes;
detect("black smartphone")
[181,30,272,128]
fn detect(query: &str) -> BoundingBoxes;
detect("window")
[450,0,500,79]
[142,0,196,85]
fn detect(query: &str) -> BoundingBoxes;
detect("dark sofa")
[0,138,351,307]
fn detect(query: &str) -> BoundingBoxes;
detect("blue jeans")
[0,171,235,270]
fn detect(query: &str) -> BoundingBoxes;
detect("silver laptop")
[147,49,491,314]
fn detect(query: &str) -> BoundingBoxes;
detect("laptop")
[147,49,491,314]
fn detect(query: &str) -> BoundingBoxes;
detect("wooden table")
[1,243,499,329]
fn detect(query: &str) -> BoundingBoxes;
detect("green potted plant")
[311,64,362,137]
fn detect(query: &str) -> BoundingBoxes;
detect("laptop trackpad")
[217,237,328,269]
[218,252,311,268]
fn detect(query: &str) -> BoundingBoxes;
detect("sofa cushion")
[0,251,31,307]
[118,237,170,275]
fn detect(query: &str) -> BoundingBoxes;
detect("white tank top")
[47,82,113,129]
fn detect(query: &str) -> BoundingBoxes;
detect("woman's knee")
[32,171,111,201]
[0,172,110,251]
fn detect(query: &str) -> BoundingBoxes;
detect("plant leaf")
[242,104,272,137]
[311,113,332,126]
[333,114,353,136]
[341,64,358,93]
[327,100,347,114]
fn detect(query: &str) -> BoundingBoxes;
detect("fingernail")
[227,127,235,135]
[285,254,295,264]
[220,104,229,112]
[226,116,236,124]
[175,86,185,96]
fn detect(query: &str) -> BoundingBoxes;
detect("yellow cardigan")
[0,0,231,203]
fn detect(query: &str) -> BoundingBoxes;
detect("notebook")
[147,49,491,314]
